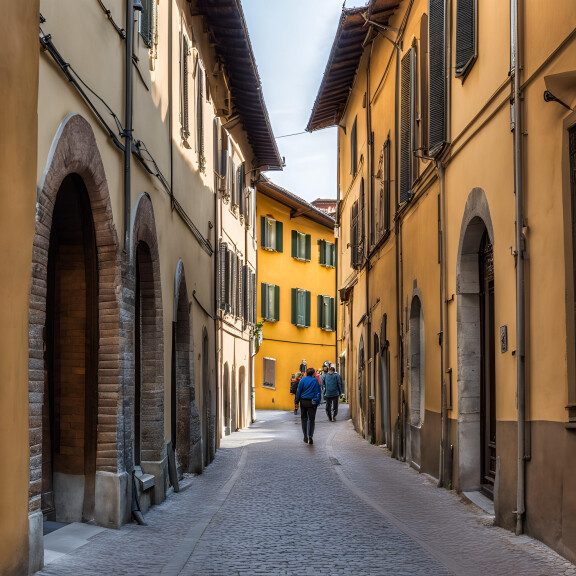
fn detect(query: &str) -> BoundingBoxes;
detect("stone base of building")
[94,471,131,529]
[28,510,44,575]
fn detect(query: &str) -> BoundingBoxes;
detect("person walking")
[319,363,329,405]
[291,372,302,415]
[295,367,321,444]
[323,366,343,422]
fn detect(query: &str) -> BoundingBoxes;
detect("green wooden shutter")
[317,295,323,327]
[261,283,268,319]
[291,230,297,257]
[319,240,326,265]
[305,235,311,262]
[429,0,447,157]
[330,297,335,331]
[331,244,336,267]
[305,291,311,327]
[261,216,267,249]
[291,288,297,324]
[274,285,280,321]
[276,220,283,252]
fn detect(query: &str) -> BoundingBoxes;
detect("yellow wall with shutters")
[255,189,336,411]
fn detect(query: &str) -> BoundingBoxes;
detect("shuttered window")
[419,15,429,155]
[230,252,237,316]
[400,48,415,204]
[139,0,154,47]
[455,0,477,78]
[236,255,242,318]
[218,242,227,311]
[261,283,280,322]
[196,62,205,172]
[351,117,358,176]
[359,179,365,260]
[260,216,283,252]
[291,231,311,262]
[350,200,360,269]
[291,288,311,327]
[250,270,257,324]
[181,37,191,144]
[237,164,246,217]
[429,0,447,157]
[319,240,335,268]
[382,137,391,235]
[263,357,276,389]
[317,295,335,331]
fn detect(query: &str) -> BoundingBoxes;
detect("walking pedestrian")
[291,372,302,415]
[319,363,329,405]
[295,367,321,444]
[323,366,343,422]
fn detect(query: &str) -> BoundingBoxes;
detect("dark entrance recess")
[42,173,98,522]
[480,230,496,498]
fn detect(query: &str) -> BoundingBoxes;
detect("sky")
[241,0,354,203]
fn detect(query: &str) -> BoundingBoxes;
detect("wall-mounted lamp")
[543,90,572,111]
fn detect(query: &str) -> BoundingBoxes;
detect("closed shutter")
[455,0,477,77]
[218,242,227,310]
[351,201,359,269]
[231,252,237,316]
[274,285,280,321]
[213,119,221,177]
[242,265,248,320]
[420,15,429,155]
[291,230,297,258]
[140,0,153,47]
[263,357,276,388]
[276,221,283,252]
[238,164,245,216]
[305,234,311,262]
[319,240,326,265]
[291,288,297,325]
[261,216,267,249]
[383,138,391,233]
[197,64,205,165]
[251,271,257,324]
[181,37,190,142]
[429,0,447,157]
[225,249,232,312]
[237,257,243,319]
[359,180,365,261]
[305,291,311,327]
[330,297,335,331]
[317,295,323,327]
[400,49,414,203]
[351,117,358,176]
[221,132,228,186]
[261,283,268,319]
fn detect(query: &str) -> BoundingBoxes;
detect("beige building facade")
[12,0,281,573]
[309,0,576,562]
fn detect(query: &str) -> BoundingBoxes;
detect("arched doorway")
[456,188,496,496]
[42,173,98,522]
[223,362,230,435]
[239,366,246,429]
[409,294,425,470]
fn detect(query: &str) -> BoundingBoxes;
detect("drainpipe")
[123,0,137,251]
[512,0,526,536]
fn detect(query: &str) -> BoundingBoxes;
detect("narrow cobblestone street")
[38,408,576,576]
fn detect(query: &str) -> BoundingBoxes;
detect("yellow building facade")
[255,179,336,411]
[309,0,576,562]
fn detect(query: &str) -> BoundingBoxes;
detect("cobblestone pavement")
[38,407,576,576]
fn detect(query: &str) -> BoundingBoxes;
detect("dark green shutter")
[274,285,280,321]
[319,240,326,265]
[261,216,266,249]
[182,37,190,140]
[351,117,357,176]
[305,235,311,262]
[317,295,323,327]
[429,0,447,157]
[291,230,297,257]
[140,0,153,47]
[455,0,476,77]
[276,220,283,252]
[331,244,336,267]
[400,49,413,204]
[197,64,204,163]
[261,283,268,319]
[291,288,297,324]
[330,297,335,331]
[305,291,311,327]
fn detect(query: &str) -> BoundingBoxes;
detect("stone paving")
[38,406,576,576]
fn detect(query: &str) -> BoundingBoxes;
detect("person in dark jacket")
[295,367,322,444]
[322,366,343,421]
[291,372,302,415]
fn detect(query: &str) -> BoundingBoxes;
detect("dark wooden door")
[480,231,496,497]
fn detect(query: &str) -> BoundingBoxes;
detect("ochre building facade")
[309,0,576,563]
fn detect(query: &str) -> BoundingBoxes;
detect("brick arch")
[173,260,201,474]
[28,114,122,516]
[132,193,165,467]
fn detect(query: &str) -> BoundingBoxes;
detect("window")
[350,200,361,270]
[351,117,358,176]
[429,0,448,157]
[291,230,311,262]
[400,47,416,203]
[139,0,155,47]
[455,0,477,78]
[291,288,311,327]
[181,37,191,144]
[196,61,206,173]
[319,240,336,267]
[261,283,280,322]
[263,357,276,389]
[419,14,429,155]
[260,216,283,252]
[317,295,335,331]
[237,164,246,217]
[377,137,392,238]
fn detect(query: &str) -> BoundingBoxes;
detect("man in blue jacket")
[322,366,343,422]
[295,367,322,444]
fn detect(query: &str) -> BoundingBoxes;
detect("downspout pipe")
[512,0,526,536]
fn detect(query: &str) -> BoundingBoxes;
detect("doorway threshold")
[44,522,108,566]
[463,490,495,516]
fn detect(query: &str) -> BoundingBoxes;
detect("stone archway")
[173,260,201,475]
[28,115,123,560]
[132,194,166,503]
[456,188,495,492]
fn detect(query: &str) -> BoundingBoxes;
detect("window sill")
[293,257,310,263]
[262,384,276,390]
[294,324,309,328]
[262,247,277,252]
[264,318,278,323]
[320,264,335,269]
